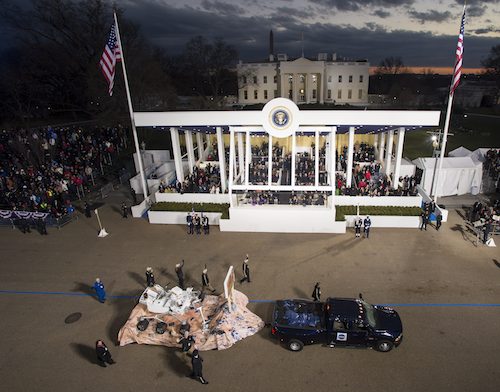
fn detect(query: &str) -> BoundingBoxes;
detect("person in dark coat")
[187,213,194,235]
[312,282,321,302]
[363,216,371,238]
[176,260,185,289]
[202,215,209,235]
[190,349,208,384]
[194,214,201,235]
[95,340,115,367]
[436,213,442,231]
[239,255,250,283]
[420,210,428,231]
[37,218,48,235]
[145,267,155,287]
[93,278,106,303]
[84,202,91,218]
[130,187,137,204]
[202,267,216,293]
[121,202,128,218]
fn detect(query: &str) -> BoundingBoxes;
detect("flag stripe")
[450,8,466,95]
[99,23,122,96]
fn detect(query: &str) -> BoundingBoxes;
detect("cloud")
[200,0,247,16]
[309,0,414,12]
[372,9,391,18]
[407,9,452,24]
[472,26,500,35]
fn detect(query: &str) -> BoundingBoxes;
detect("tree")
[171,36,238,108]
[482,44,500,76]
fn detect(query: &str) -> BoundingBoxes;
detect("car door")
[330,319,349,347]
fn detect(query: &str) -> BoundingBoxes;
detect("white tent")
[412,156,482,196]
[448,146,472,158]
[391,158,416,180]
[470,148,499,164]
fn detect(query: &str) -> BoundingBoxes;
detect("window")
[327,89,332,99]
[254,90,258,99]
[358,89,363,99]
[312,89,317,99]
[338,75,342,83]
[263,76,268,84]
[264,90,268,99]
[337,89,342,99]
[349,75,353,83]
[274,90,278,97]
[244,90,248,100]
[328,75,332,83]
[242,76,247,84]
[348,89,352,99]
[359,75,364,83]
[253,76,257,84]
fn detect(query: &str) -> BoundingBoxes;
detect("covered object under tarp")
[412,156,482,196]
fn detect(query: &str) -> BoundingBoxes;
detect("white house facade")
[237,54,369,106]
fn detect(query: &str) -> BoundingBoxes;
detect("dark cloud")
[472,26,500,35]
[372,9,391,18]
[309,0,414,12]
[273,6,316,19]
[200,0,247,16]
[407,9,452,24]
[466,4,486,17]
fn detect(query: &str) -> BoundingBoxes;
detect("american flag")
[99,23,122,96]
[450,7,466,95]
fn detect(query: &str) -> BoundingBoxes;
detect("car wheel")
[375,340,394,352]
[287,339,304,352]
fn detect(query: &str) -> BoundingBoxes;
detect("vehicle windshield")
[361,300,377,328]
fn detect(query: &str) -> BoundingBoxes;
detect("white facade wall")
[237,57,369,106]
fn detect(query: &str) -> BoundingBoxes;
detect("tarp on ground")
[412,156,482,196]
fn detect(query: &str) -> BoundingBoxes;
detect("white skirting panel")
[219,206,346,233]
[344,215,420,228]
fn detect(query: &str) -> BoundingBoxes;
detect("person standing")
[38,218,48,235]
[145,267,155,287]
[190,349,208,384]
[93,278,106,303]
[187,213,194,235]
[483,218,493,244]
[121,202,128,218]
[436,213,442,231]
[84,202,91,218]
[130,187,137,205]
[202,267,216,293]
[203,215,209,235]
[195,214,201,235]
[363,216,371,238]
[240,254,250,283]
[420,210,428,231]
[312,282,321,302]
[95,340,115,367]
[354,218,362,238]
[176,260,185,289]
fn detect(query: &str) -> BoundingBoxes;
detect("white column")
[293,74,298,103]
[237,132,245,181]
[393,127,405,190]
[378,131,386,162]
[346,126,355,187]
[319,73,324,104]
[281,73,287,98]
[385,129,394,176]
[314,130,319,187]
[291,133,296,186]
[205,134,211,157]
[268,135,273,185]
[245,131,250,187]
[185,131,195,174]
[196,132,203,161]
[216,127,227,193]
[228,128,235,207]
[330,127,337,210]
[170,127,184,183]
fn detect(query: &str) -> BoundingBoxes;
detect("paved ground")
[1,191,500,392]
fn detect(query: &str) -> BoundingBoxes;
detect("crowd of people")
[159,164,222,194]
[242,191,327,206]
[337,142,376,172]
[249,142,285,184]
[469,200,499,244]
[0,125,127,218]
[484,149,500,185]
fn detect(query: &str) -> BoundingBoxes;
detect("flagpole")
[433,4,466,204]
[113,12,149,202]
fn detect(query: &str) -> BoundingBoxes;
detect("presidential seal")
[261,98,300,138]
[272,109,289,127]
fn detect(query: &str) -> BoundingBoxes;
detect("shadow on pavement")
[106,290,140,344]
[164,349,191,378]
[72,282,100,302]
[493,259,500,269]
[127,271,145,287]
[70,343,97,365]
[292,287,309,299]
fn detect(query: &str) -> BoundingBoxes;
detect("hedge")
[336,206,422,221]
[150,202,230,219]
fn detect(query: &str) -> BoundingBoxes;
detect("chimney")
[269,30,274,61]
